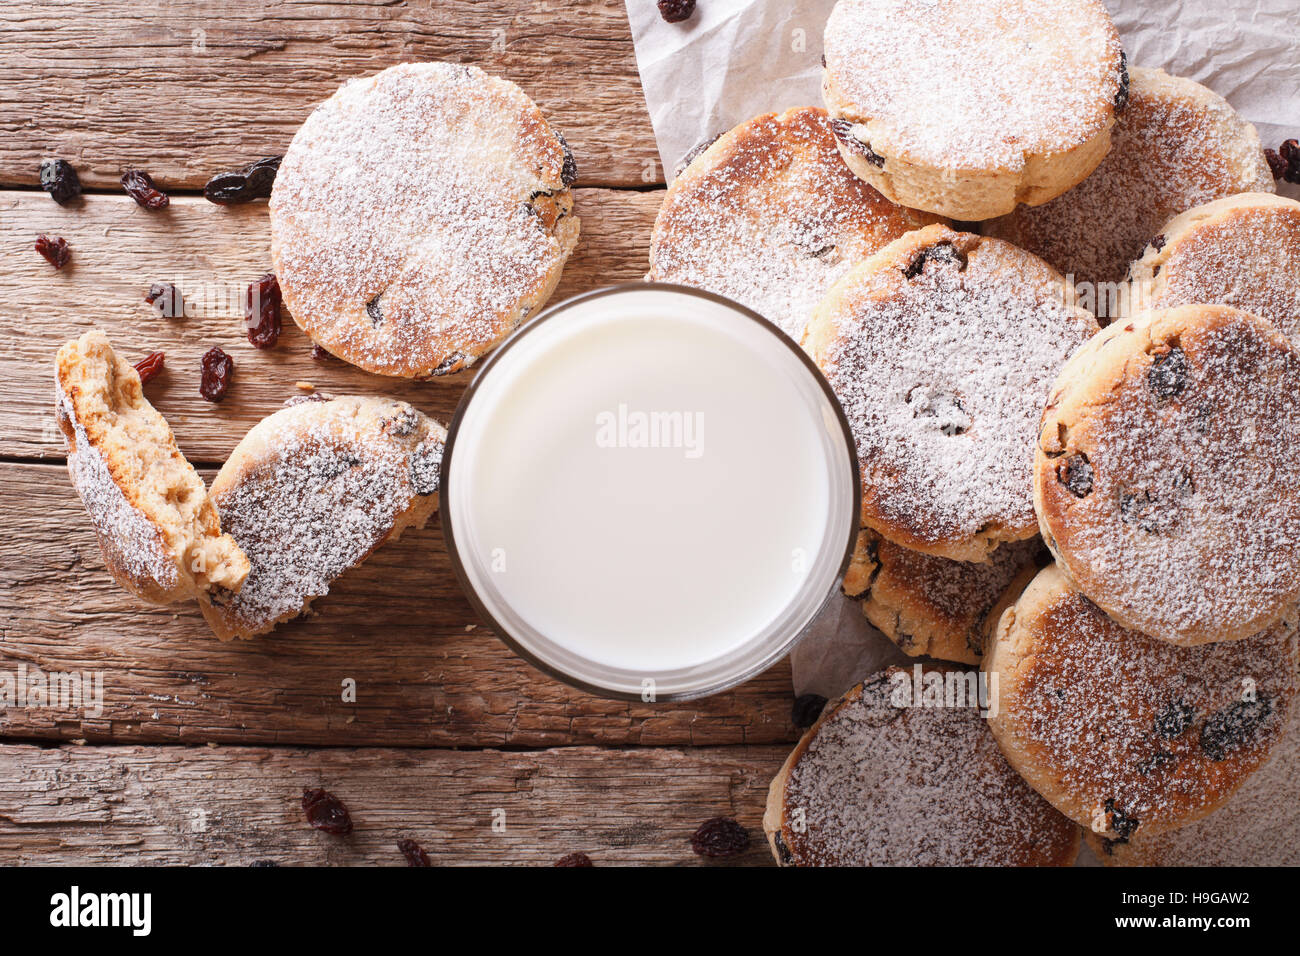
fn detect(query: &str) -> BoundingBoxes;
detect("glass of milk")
[440,284,859,700]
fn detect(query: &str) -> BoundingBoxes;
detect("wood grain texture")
[2,189,660,461]
[0,743,784,865]
[0,462,800,748]
[0,0,661,189]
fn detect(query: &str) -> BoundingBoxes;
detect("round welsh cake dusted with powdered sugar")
[270,62,580,378]
[763,667,1081,866]
[984,564,1299,843]
[648,107,943,341]
[1035,304,1300,646]
[198,396,447,640]
[803,225,1098,562]
[821,0,1126,220]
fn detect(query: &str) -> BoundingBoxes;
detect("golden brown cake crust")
[843,529,1046,664]
[270,62,579,379]
[985,564,1299,842]
[648,106,944,341]
[1035,305,1300,645]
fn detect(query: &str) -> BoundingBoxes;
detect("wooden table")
[0,1,795,865]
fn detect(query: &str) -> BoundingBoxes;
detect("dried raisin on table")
[244,273,282,349]
[398,838,431,866]
[35,234,71,269]
[302,787,353,835]
[310,343,332,361]
[121,169,170,209]
[554,852,593,867]
[203,156,283,205]
[791,693,827,729]
[145,283,185,318]
[658,0,696,23]
[690,816,749,858]
[39,159,82,205]
[133,351,165,386]
[199,347,235,402]
[1272,139,1300,184]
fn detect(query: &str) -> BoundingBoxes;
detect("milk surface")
[445,288,854,691]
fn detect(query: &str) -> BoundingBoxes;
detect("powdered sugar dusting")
[782,669,1079,865]
[1147,199,1300,347]
[818,233,1096,550]
[1045,311,1300,642]
[648,107,935,340]
[57,383,177,593]
[1100,700,1300,865]
[823,0,1121,168]
[208,398,444,636]
[271,62,577,377]
[1000,584,1298,836]
[988,69,1274,292]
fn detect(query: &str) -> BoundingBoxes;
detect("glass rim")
[438,281,862,702]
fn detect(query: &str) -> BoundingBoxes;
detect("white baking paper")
[624,0,1300,697]
[626,0,1299,195]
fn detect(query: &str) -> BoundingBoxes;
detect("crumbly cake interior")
[56,331,247,598]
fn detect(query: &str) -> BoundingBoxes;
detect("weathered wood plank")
[0,0,659,189]
[0,462,800,747]
[2,189,660,461]
[0,743,784,865]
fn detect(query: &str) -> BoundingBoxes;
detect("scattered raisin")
[199,347,235,402]
[1104,799,1139,842]
[248,860,280,867]
[1200,696,1273,761]
[311,343,332,361]
[1056,453,1093,498]
[431,351,467,376]
[35,234,71,269]
[555,131,577,188]
[554,852,594,867]
[301,787,353,835]
[1114,50,1130,111]
[829,118,885,168]
[244,273,283,348]
[120,169,170,209]
[39,159,82,205]
[1275,139,1300,184]
[145,283,185,318]
[791,693,827,729]
[657,0,696,23]
[203,156,282,205]
[410,438,444,496]
[773,830,794,865]
[690,816,750,858]
[1147,345,1189,400]
[1265,148,1288,181]
[1153,698,1196,738]
[397,838,431,866]
[903,241,966,278]
[133,351,165,386]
